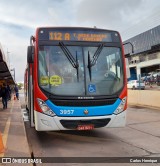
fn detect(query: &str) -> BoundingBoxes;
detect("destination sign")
[38,28,120,42]
[48,31,112,42]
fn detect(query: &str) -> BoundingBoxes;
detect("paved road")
[22,104,160,166]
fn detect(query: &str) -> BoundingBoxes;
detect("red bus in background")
[24,27,129,131]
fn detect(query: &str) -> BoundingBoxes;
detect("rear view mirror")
[125,58,130,78]
[27,46,34,63]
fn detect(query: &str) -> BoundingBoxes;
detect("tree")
[17,83,24,90]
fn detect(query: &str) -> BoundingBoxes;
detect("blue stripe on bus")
[45,99,121,117]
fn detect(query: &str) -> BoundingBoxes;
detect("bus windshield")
[38,45,124,96]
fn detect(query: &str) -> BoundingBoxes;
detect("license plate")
[77,124,94,130]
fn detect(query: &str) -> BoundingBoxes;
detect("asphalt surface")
[24,105,160,166]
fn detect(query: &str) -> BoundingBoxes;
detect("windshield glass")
[38,45,124,96]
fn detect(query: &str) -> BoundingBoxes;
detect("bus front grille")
[60,118,111,129]
[50,98,117,107]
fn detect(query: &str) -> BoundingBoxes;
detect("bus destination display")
[49,31,112,42]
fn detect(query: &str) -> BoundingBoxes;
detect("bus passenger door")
[27,46,35,127]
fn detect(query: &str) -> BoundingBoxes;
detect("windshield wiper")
[91,43,104,66]
[76,51,79,82]
[87,44,104,81]
[88,51,92,81]
[59,42,79,81]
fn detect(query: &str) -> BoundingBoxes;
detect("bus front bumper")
[34,110,126,131]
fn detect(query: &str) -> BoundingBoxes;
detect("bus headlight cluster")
[37,98,56,117]
[113,97,126,115]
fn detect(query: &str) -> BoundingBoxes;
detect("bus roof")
[36,26,119,33]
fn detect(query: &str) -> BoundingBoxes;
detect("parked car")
[127,80,145,90]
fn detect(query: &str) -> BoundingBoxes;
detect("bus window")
[85,47,123,95]
[38,46,85,95]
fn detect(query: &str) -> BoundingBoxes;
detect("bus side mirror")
[125,58,130,79]
[27,46,34,63]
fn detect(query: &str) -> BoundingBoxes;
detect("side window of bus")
[106,51,121,79]
[39,51,48,76]
[114,51,122,79]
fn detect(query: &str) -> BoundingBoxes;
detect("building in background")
[0,43,15,85]
[123,25,160,81]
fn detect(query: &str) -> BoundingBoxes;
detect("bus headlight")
[37,98,56,117]
[113,97,126,115]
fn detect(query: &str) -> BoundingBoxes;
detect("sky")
[0,0,160,82]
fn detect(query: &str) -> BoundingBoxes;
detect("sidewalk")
[0,97,31,164]
[128,89,160,109]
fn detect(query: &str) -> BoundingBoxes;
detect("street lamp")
[7,49,10,68]
[10,68,15,81]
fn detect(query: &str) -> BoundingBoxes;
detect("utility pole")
[10,68,15,81]
[7,49,10,68]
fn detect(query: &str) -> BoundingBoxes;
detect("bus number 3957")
[60,110,74,115]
